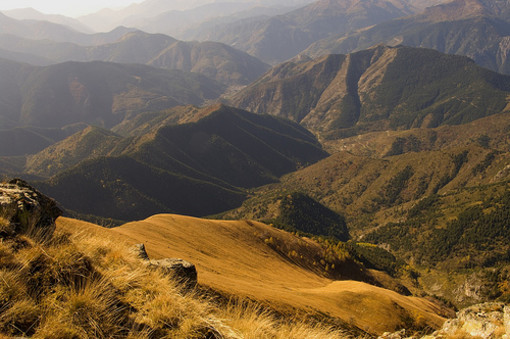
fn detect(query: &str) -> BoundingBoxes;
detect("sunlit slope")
[103,214,448,334]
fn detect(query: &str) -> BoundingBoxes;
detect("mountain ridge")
[229,45,510,138]
[0,31,269,86]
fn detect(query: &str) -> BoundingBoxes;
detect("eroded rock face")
[0,179,62,239]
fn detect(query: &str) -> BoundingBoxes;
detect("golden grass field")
[58,214,449,335]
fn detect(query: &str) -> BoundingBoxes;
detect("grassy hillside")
[0,59,224,130]
[230,45,510,138]
[0,212,355,338]
[107,214,450,334]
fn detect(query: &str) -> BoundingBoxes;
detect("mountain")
[0,125,86,157]
[32,105,328,220]
[0,59,223,130]
[229,45,510,138]
[78,0,316,33]
[2,8,92,33]
[0,31,269,86]
[0,13,135,45]
[184,0,414,64]
[302,0,510,75]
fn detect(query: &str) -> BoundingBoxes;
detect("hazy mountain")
[0,124,86,157]
[184,0,414,64]
[33,105,328,219]
[0,31,269,86]
[0,58,224,130]
[2,8,92,33]
[0,12,135,45]
[78,0,316,33]
[303,0,510,75]
[229,45,510,138]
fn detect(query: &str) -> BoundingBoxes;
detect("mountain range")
[0,58,222,130]
[0,31,269,86]
[229,45,510,138]
[183,0,415,64]
[302,0,510,75]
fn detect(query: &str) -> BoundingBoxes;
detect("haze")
[0,0,144,17]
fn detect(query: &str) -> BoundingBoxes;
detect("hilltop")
[103,213,449,334]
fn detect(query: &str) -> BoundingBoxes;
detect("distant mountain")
[0,59,223,130]
[229,45,510,138]
[0,124,86,157]
[33,105,328,220]
[0,13,135,45]
[78,0,316,33]
[2,8,92,33]
[0,31,269,86]
[302,0,510,75]
[184,0,414,64]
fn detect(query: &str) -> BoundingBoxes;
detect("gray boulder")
[130,243,197,288]
[0,179,62,239]
[149,258,198,287]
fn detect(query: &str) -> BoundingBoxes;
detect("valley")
[0,0,510,337]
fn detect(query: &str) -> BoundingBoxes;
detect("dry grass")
[105,214,448,335]
[0,217,354,338]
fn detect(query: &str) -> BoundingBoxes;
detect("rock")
[130,243,198,288]
[0,179,62,239]
[130,243,150,261]
[149,258,198,288]
[378,329,406,339]
[380,302,510,338]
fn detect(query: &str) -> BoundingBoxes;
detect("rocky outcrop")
[131,243,197,288]
[0,179,62,239]
[148,258,198,288]
[379,302,510,339]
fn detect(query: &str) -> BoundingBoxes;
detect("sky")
[0,0,144,17]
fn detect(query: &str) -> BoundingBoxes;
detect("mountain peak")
[421,0,499,21]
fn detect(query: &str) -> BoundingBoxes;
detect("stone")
[149,258,198,288]
[130,243,150,261]
[379,302,510,339]
[0,179,62,239]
